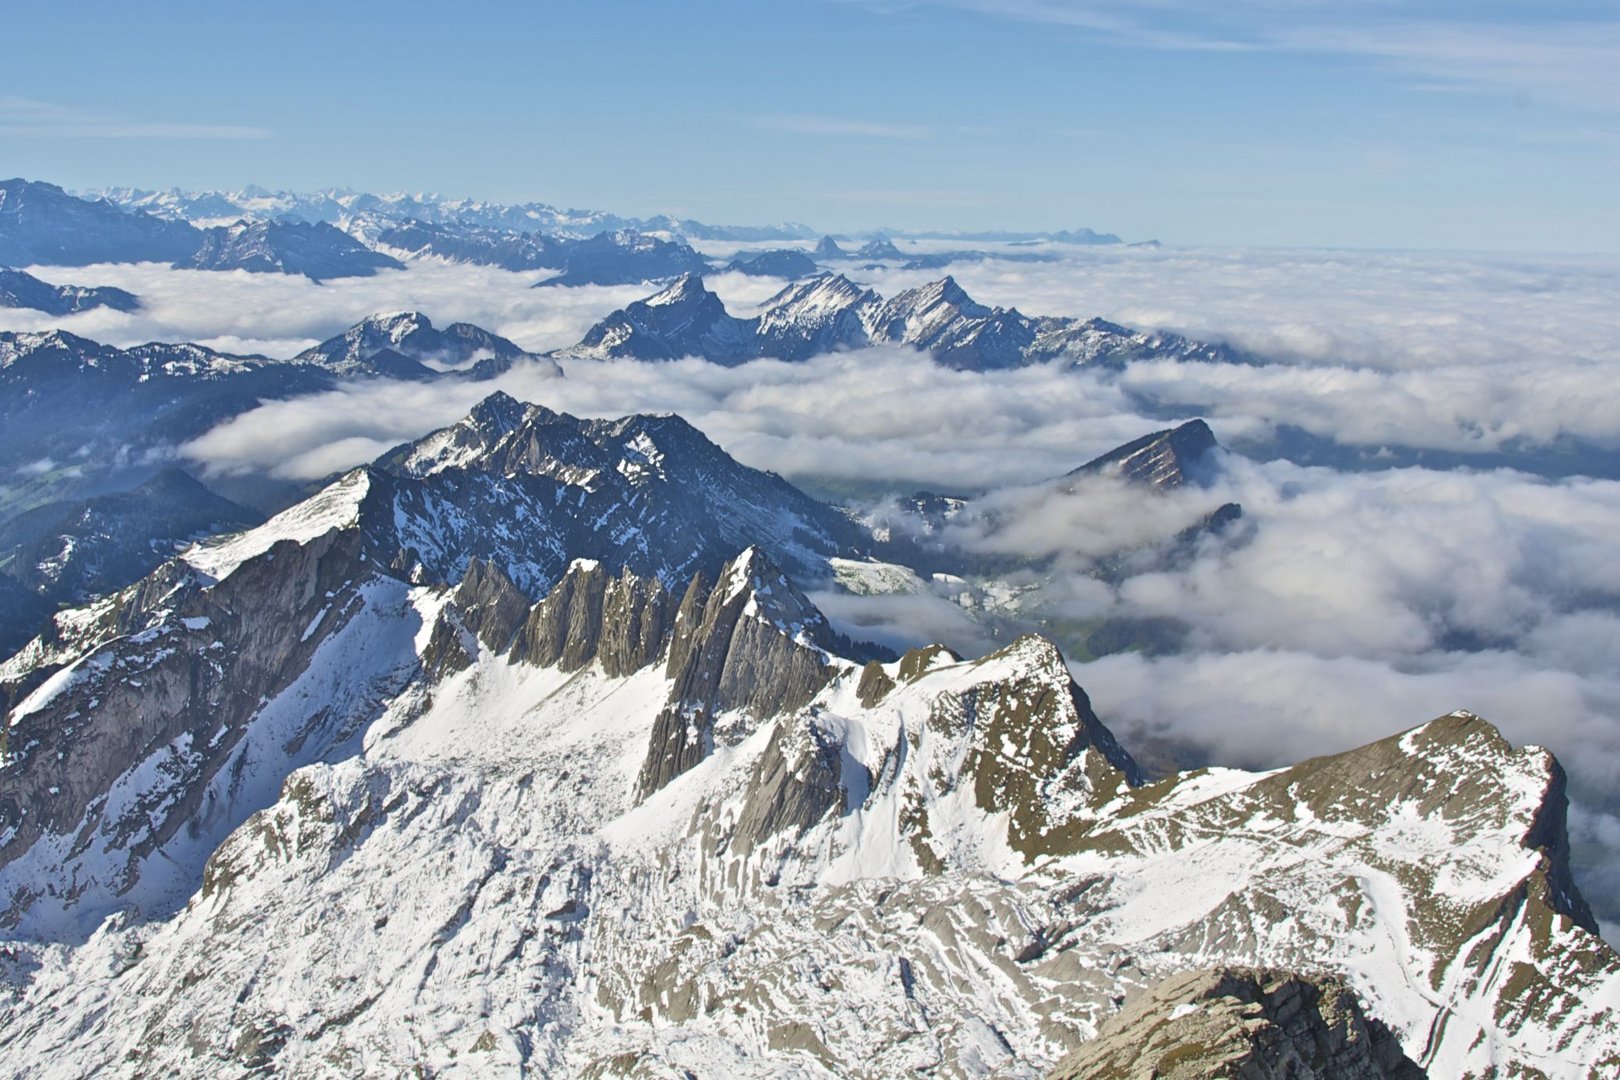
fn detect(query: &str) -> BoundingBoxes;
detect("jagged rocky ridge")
[557,272,1241,370]
[0,395,1614,1077]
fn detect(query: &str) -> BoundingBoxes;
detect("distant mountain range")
[88,183,1138,248]
[2,178,1140,290]
[559,273,1244,370]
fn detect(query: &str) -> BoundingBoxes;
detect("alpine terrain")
[0,393,1614,1077]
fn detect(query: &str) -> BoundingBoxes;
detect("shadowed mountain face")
[177,219,405,281]
[0,313,562,527]
[559,273,1242,370]
[0,268,139,315]
[724,249,820,279]
[0,178,202,266]
[0,330,337,512]
[371,219,567,270]
[0,467,259,608]
[532,229,711,288]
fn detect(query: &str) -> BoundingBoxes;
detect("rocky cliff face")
[1069,418,1219,489]
[1048,967,1425,1079]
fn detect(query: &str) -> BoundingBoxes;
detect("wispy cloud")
[0,95,270,139]
[840,2,1620,112]
[750,112,934,139]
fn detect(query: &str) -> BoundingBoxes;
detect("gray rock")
[509,559,673,675]
[451,558,533,655]
[637,549,838,799]
[1047,966,1425,1079]
[1068,418,1218,490]
[0,528,403,937]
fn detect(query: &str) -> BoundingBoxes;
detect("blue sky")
[3,0,1618,251]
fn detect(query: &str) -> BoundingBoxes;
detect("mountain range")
[88,184,1135,249]
[3,178,1142,291]
[3,180,1618,1074]
[0,391,1613,1076]
[560,273,1244,369]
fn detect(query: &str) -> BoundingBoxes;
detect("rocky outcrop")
[1069,418,1219,489]
[450,558,532,654]
[1048,967,1425,1079]
[509,559,674,676]
[636,549,839,798]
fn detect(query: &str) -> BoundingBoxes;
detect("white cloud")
[0,262,651,358]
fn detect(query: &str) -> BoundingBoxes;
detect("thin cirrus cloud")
[0,95,270,139]
[847,1,1620,111]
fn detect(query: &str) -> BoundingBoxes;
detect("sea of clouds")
[6,244,1620,935]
